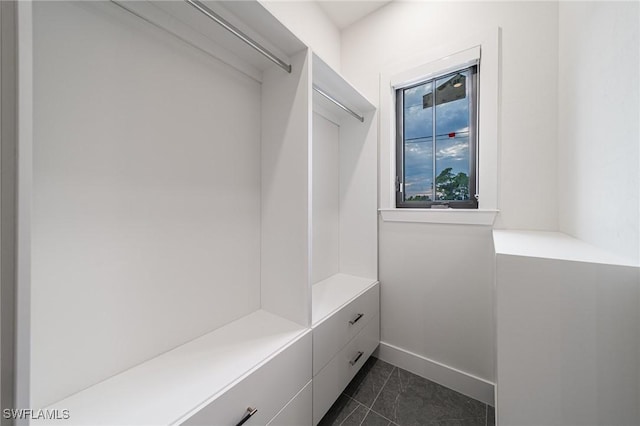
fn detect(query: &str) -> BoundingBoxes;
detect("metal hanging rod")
[184,0,292,73]
[313,85,364,123]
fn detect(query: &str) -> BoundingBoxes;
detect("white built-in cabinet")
[494,231,640,426]
[12,1,378,425]
[309,55,379,424]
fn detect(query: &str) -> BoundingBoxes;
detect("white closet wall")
[31,1,263,408]
[337,103,377,280]
[311,112,340,284]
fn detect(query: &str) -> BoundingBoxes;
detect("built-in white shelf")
[312,54,375,118]
[114,0,307,81]
[40,310,308,425]
[312,273,378,326]
[493,230,637,267]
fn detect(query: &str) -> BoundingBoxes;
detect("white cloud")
[438,140,468,161]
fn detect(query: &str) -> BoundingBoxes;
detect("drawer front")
[181,331,311,426]
[313,283,379,375]
[266,381,312,426]
[312,315,380,425]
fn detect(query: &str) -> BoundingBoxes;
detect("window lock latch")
[395,176,402,193]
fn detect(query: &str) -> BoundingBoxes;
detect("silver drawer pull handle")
[349,313,364,325]
[349,351,364,366]
[235,407,257,426]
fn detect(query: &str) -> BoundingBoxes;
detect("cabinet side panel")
[261,49,311,326]
[496,255,640,425]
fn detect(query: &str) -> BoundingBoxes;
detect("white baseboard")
[375,341,495,406]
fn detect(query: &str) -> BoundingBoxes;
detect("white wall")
[260,1,341,72]
[311,112,340,284]
[379,223,496,379]
[342,1,560,388]
[338,108,378,281]
[31,2,262,407]
[558,1,640,265]
[343,1,559,231]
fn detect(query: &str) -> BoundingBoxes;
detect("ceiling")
[316,1,392,30]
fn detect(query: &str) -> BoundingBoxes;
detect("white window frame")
[379,28,501,225]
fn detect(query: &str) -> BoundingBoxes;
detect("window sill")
[379,208,499,225]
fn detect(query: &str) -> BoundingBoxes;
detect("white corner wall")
[31,2,262,408]
[341,1,560,394]
[259,1,341,72]
[558,1,640,265]
[378,223,496,399]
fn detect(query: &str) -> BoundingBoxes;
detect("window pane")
[403,81,433,202]
[434,70,470,201]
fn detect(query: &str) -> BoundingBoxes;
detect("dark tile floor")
[319,356,495,426]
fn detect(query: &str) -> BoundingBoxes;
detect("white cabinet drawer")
[181,331,311,426]
[266,381,312,426]
[312,315,380,425]
[313,283,379,375]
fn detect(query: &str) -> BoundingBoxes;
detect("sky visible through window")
[403,70,470,201]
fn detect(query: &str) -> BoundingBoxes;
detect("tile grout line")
[338,396,366,426]
[357,408,371,426]
[334,360,489,426]
[338,392,369,426]
[371,365,397,409]
[368,407,397,425]
[357,365,397,426]
[341,394,383,426]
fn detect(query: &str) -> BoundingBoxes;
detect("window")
[396,65,478,208]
